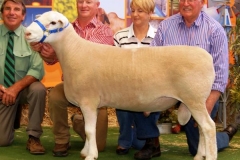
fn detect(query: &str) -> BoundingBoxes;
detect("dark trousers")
[116,109,160,150]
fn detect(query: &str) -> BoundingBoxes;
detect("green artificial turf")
[0,126,239,160]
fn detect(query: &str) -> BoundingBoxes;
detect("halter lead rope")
[34,20,69,43]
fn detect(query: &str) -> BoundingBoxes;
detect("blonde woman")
[114,0,161,159]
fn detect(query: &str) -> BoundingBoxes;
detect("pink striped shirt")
[47,16,113,65]
[72,16,114,45]
[57,17,113,80]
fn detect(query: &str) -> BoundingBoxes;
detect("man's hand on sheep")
[30,42,58,64]
[0,85,6,100]
[30,42,42,52]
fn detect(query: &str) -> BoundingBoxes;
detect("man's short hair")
[1,0,26,15]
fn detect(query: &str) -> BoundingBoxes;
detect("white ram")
[25,11,217,160]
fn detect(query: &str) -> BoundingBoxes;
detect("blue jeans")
[116,110,160,150]
[184,101,229,156]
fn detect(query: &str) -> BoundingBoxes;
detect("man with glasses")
[151,0,238,156]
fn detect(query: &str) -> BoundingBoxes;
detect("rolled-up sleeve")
[27,50,45,81]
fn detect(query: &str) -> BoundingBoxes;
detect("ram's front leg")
[80,105,98,160]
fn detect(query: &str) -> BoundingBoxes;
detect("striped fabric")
[72,16,114,45]
[4,32,15,87]
[151,11,229,93]
[114,23,157,49]
[46,17,113,65]
[59,17,114,81]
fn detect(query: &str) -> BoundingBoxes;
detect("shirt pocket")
[0,46,4,56]
[14,50,31,74]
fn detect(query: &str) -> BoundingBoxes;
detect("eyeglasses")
[179,0,199,3]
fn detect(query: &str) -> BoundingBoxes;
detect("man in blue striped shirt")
[151,0,238,156]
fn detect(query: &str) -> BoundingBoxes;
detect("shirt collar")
[72,16,101,29]
[146,24,156,38]
[128,23,155,39]
[178,11,203,27]
[128,24,135,38]
[1,24,22,37]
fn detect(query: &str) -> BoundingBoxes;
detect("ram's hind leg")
[191,105,217,160]
[195,125,205,160]
[80,105,98,160]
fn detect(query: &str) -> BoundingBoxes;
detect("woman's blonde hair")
[130,0,155,14]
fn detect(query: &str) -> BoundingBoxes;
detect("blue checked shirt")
[151,11,229,93]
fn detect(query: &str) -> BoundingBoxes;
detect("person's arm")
[192,90,220,127]
[1,76,37,106]
[206,90,221,114]
[30,42,58,65]
[210,28,229,94]
[206,27,229,113]
[2,42,45,106]
[0,85,5,100]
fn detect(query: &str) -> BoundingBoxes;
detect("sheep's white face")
[25,11,69,43]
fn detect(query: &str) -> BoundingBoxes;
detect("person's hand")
[192,118,198,127]
[1,85,18,106]
[0,85,6,100]
[30,42,57,63]
[143,112,151,117]
[0,92,3,100]
[30,42,43,52]
[40,43,58,63]
[41,43,56,59]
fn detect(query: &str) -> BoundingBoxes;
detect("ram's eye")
[50,21,56,25]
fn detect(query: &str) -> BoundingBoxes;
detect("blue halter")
[34,20,69,43]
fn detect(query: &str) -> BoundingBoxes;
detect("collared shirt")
[114,23,156,48]
[151,11,229,93]
[48,16,114,66]
[58,16,114,80]
[72,16,114,45]
[0,24,44,85]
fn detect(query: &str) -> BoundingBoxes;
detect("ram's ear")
[58,20,65,27]
[57,12,69,27]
